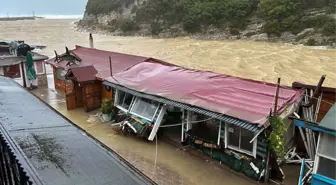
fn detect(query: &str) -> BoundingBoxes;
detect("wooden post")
[273,78,281,116]
[89,33,94,48]
[265,78,281,183]
[20,62,27,88]
[109,56,112,76]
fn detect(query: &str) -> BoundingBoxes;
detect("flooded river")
[0,19,335,86]
[1,18,333,185]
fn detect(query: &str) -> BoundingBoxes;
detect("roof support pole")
[273,78,281,116]
[148,105,167,141]
[217,121,222,145]
[181,110,185,142]
[109,57,112,76]
[265,77,281,183]
[20,61,27,88]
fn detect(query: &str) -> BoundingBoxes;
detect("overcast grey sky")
[0,0,87,16]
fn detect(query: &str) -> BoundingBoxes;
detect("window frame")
[130,97,160,122]
[114,90,135,112]
[313,133,336,177]
[225,123,257,158]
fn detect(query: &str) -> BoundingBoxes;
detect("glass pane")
[117,91,134,110]
[117,91,126,106]
[240,128,254,152]
[131,98,159,120]
[318,133,336,159]
[228,125,239,148]
[122,93,133,110]
[317,157,336,179]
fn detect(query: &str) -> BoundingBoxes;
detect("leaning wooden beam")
[148,105,167,141]
[302,75,326,107]
[303,90,313,158]
[309,90,316,158]
[249,127,265,143]
[299,126,311,159]
[314,92,323,122]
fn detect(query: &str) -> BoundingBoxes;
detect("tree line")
[85,0,336,36]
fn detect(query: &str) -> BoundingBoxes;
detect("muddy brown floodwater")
[0,19,335,86]
[2,18,333,185]
[29,76,259,185]
[18,74,300,185]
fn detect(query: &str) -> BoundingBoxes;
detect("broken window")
[116,90,134,111]
[227,124,255,155]
[130,97,160,121]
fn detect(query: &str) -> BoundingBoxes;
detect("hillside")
[78,0,336,47]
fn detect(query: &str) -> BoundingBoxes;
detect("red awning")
[106,62,303,126]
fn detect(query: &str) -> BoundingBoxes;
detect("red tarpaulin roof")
[46,45,149,80]
[106,61,303,126]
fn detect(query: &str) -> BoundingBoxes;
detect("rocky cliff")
[78,0,336,47]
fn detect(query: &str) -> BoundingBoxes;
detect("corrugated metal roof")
[69,65,98,82]
[105,62,303,127]
[0,76,154,185]
[0,52,48,67]
[103,81,262,132]
[319,104,336,131]
[46,45,149,79]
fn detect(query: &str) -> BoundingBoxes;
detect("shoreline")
[0,16,44,21]
[74,22,336,51]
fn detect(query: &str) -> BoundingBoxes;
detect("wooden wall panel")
[53,67,73,93]
[101,82,113,100]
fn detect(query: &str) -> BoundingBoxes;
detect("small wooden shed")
[65,66,101,112]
